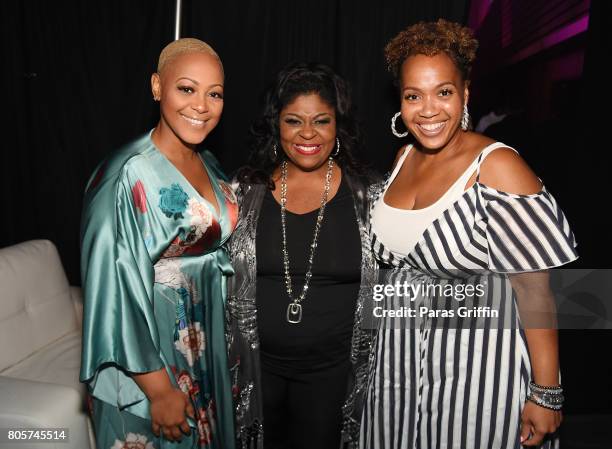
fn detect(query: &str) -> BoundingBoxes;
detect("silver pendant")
[287,303,302,324]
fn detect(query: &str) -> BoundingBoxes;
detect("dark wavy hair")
[238,62,367,186]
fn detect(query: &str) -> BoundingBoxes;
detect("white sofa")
[0,240,93,449]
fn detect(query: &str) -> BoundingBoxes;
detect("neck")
[151,120,198,162]
[273,158,339,184]
[414,129,466,161]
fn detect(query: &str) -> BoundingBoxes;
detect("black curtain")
[2,0,468,284]
[182,0,468,173]
[557,0,612,418]
[2,0,174,282]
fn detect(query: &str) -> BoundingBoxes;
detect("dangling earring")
[461,104,470,131]
[272,144,278,160]
[391,112,409,138]
[332,137,340,157]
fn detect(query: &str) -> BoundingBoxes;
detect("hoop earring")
[391,112,409,138]
[461,104,470,131]
[272,144,278,160]
[332,137,340,157]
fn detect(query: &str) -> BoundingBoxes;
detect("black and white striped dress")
[359,143,578,449]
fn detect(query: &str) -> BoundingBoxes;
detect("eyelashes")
[403,89,454,101]
[176,86,224,99]
[283,118,332,125]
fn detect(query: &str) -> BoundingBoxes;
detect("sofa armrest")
[0,375,91,449]
[70,286,83,329]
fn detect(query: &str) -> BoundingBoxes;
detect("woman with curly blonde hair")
[360,19,577,449]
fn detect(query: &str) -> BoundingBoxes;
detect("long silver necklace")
[280,157,334,324]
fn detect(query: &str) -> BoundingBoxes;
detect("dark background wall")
[2,0,609,432]
[467,1,612,432]
[1,0,469,283]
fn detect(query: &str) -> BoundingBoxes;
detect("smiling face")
[399,53,468,149]
[151,51,224,148]
[279,93,337,172]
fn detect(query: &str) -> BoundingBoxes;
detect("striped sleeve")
[481,186,578,273]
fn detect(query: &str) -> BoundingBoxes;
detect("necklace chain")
[280,157,334,323]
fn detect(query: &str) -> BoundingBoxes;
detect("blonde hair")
[157,38,223,76]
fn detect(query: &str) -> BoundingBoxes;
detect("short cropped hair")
[384,19,478,82]
[157,38,223,76]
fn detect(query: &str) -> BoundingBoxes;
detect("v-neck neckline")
[375,182,480,264]
[149,132,223,219]
[382,143,485,213]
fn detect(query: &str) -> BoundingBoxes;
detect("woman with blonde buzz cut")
[80,38,238,449]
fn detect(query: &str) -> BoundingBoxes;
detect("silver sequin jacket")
[225,171,380,448]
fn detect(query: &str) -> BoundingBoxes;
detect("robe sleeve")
[481,185,578,273]
[80,164,163,388]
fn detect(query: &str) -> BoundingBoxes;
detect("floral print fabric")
[81,133,237,449]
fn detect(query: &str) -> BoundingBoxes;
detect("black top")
[256,174,362,372]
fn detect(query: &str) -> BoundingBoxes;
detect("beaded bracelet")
[529,381,563,393]
[527,381,564,411]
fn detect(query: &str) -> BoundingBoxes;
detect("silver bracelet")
[527,381,564,411]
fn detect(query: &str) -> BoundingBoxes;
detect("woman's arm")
[510,271,559,383]
[508,272,563,446]
[479,148,564,445]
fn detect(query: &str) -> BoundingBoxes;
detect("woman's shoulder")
[85,132,157,195]
[344,165,382,189]
[479,149,542,195]
[341,167,383,212]
[469,133,542,196]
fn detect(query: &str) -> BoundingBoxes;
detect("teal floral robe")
[80,131,238,449]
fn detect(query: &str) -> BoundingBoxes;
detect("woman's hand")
[149,386,195,442]
[132,369,195,442]
[520,400,562,446]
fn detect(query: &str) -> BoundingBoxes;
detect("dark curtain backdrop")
[557,0,612,420]
[2,0,468,283]
[182,0,468,174]
[2,0,175,282]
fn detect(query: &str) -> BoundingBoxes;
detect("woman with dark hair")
[226,62,378,449]
[360,19,577,449]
